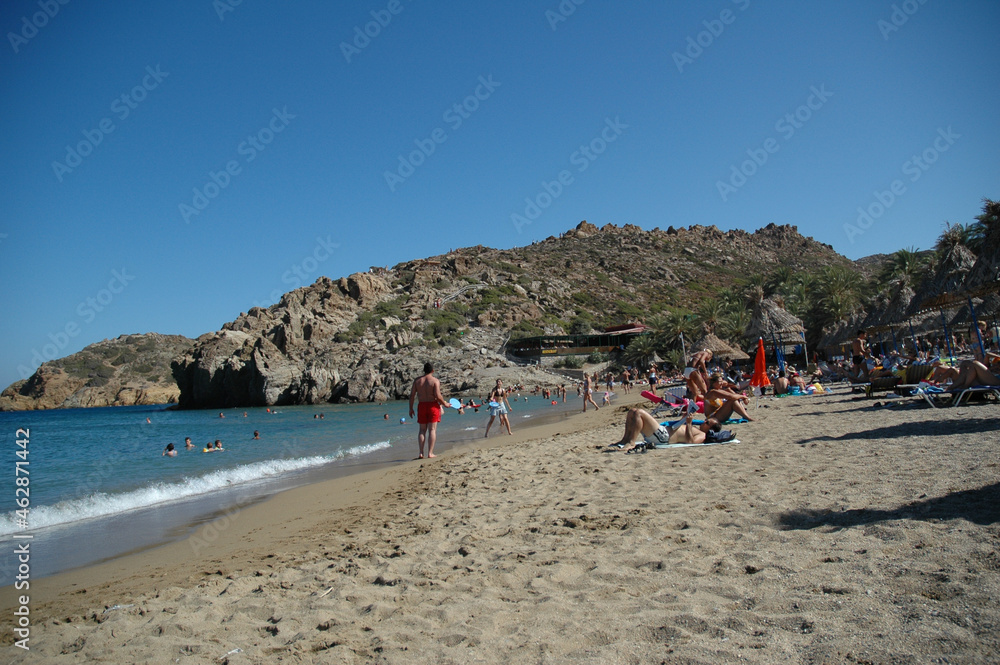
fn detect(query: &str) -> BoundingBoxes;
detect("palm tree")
[766,265,794,297]
[935,221,976,254]
[623,334,657,368]
[879,247,928,287]
[695,298,725,334]
[718,305,751,343]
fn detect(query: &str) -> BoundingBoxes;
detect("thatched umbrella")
[909,243,977,314]
[962,198,1000,297]
[693,332,749,361]
[746,298,807,363]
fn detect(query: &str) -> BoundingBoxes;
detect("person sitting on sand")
[788,371,808,392]
[704,375,754,422]
[609,408,721,450]
[773,370,790,396]
[162,443,177,457]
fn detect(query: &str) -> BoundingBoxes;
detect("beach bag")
[706,429,735,443]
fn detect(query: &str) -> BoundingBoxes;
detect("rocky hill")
[3,222,868,411]
[171,221,857,408]
[1,333,195,411]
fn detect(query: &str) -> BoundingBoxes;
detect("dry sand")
[2,388,999,664]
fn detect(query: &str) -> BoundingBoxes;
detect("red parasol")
[750,337,771,388]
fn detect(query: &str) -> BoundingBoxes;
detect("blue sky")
[1,0,998,390]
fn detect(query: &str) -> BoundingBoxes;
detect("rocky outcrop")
[0,333,194,411]
[7,222,866,411]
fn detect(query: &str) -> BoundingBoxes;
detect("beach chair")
[915,385,1000,408]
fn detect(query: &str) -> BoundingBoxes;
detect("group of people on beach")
[838,325,1000,392]
[608,348,752,453]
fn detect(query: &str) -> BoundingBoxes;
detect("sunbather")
[705,375,754,422]
[947,359,1000,391]
[773,370,788,395]
[609,408,720,450]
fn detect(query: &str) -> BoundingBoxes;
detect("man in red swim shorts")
[408,362,450,459]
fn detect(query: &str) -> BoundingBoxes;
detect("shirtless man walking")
[851,330,870,381]
[409,362,450,458]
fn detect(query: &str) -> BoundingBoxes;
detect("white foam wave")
[0,440,391,536]
[464,427,478,431]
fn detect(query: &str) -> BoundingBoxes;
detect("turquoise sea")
[1,394,585,581]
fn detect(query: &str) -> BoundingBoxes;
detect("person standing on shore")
[409,362,450,459]
[484,379,513,437]
[582,373,600,412]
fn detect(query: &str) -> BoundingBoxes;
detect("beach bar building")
[506,324,648,359]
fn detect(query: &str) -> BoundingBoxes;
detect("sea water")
[0,394,584,579]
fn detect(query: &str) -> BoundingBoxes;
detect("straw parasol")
[867,282,917,332]
[692,332,749,361]
[909,243,977,314]
[962,201,1000,297]
[745,297,806,343]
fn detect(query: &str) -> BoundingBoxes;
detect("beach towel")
[653,439,741,449]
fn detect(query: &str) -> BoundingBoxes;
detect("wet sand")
[3,388,998,663]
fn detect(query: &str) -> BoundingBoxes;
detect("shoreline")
[4,391,632,611]
[5,388,999,663]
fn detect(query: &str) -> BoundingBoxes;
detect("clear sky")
[2,0,998,390]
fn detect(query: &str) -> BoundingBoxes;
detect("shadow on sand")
[778,482,1000,531]
[796,416,1000,445]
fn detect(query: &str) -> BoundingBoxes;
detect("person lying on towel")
[608,408,721,451]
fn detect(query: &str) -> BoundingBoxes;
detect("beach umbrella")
[909,243,977,315]
[746,297,807,363]
[750,337,771,409]
[961,198,1000,298]
[692,331,749,362]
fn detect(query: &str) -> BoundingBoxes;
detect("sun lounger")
[915,385,1000,408]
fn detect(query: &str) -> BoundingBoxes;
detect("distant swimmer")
[214,439,225,451]
[184,437,194,450]
[253,430,260,440]
[409,362,449,459]
[384,413,389,420]
[218,413,225,419]
[202,442,215,453]
[243,412,248,417]
[146,417,151,424]
[162,443,177,457]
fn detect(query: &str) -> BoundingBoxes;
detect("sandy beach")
[3,387,999,664]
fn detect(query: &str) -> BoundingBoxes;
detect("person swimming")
[162,443,177,457]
